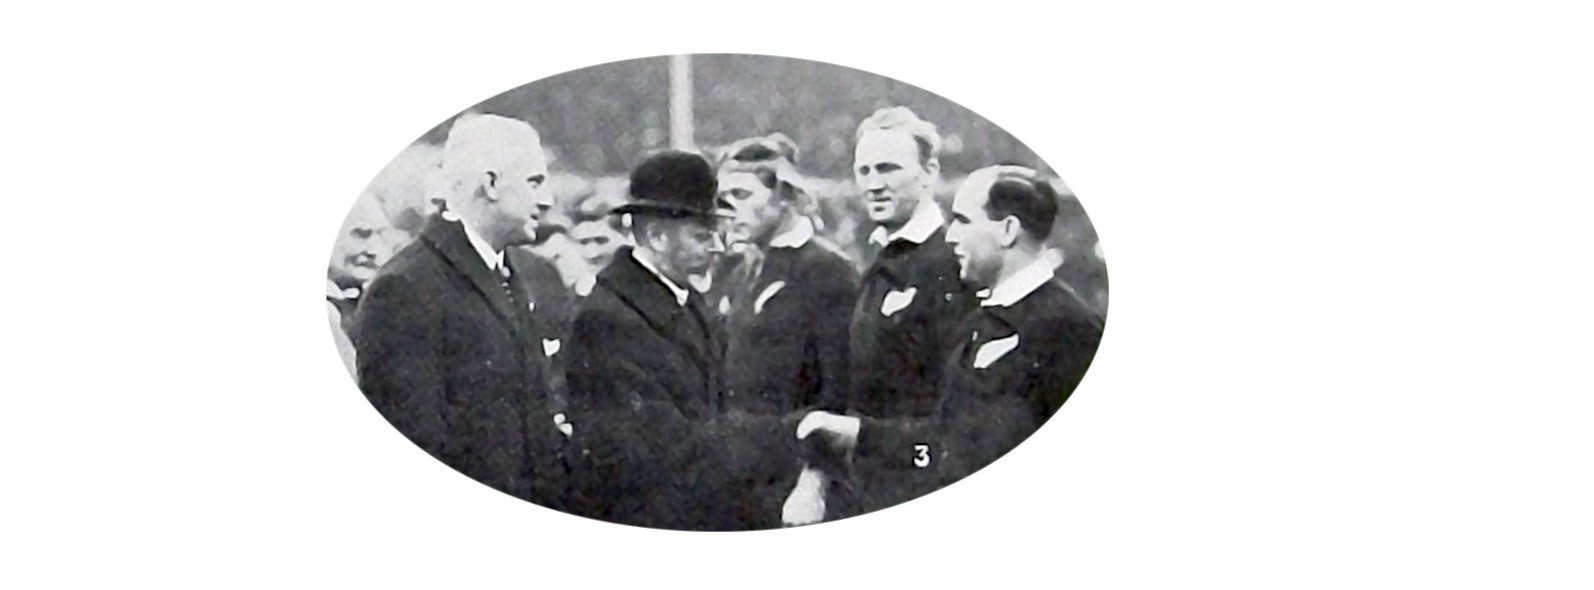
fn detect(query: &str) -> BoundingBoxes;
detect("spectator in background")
[566,185,632,296]
[326,195,397,335]
[1044,177,1109,321]
[364,142,444,246]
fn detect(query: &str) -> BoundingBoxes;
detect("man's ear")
[478,171,501,202]
[999,216,1022,248]
[640,222,668,251]
[923,157,941,178]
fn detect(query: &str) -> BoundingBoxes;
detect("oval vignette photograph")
[325,54,1108,531]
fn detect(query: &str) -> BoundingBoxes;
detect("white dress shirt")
[769,216,817,250]
[868,199,945,247]
[443,210,504,271]
[979,249,1065,308]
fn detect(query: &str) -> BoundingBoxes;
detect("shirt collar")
[443,210,503,270]
[769,216,816,249]
[868,200,945,247]
[979,249,1064,308]
[631,249,689,306]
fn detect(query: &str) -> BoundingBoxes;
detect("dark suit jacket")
[350,216,567,505]
[722,238,858,414]
[854,279,1104,507]
[841,228,974,516]
[718,238,857,527]
[846,228,975,418]
[506,246,576,411]
[563,248,802,530]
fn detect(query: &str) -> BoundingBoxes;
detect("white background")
[3,1,1592,587]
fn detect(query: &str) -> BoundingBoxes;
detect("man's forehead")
[570,220,613,238]
[343,197,391,231]
[954,172,997,209]
[716,171,762,190]
[854,128,919,163]
[498,147,549,173]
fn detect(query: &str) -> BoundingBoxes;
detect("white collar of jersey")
[979,249,1064,308]
[632,249,689,306]
[868,199,944,247]
[769,216,816,249]
[443,210,504,271]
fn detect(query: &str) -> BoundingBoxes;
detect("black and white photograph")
[8,2,1594,587]
[327,54,1107,530]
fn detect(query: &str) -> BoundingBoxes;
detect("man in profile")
[562,150,804,530]
[350,113,570,506]
[799,166,1105,505]
[841,106,975,515]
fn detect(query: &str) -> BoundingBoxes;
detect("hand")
[796,411,860,451]
[554,412,573,438]
[781,463,827,527]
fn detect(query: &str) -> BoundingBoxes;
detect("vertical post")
[668,54,695,151]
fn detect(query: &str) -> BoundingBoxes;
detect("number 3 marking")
[913,443,931,468]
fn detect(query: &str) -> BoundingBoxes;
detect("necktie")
[495,260,517,308]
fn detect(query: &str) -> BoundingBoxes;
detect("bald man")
[350,113,570,506]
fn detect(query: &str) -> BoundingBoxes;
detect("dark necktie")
[495,260,517,309]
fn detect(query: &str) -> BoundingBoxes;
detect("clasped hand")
[795,410,860,451]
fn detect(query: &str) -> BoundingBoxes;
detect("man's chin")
[332,267,376,286]
[505,227,539,247]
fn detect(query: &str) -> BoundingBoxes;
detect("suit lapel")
[422,217,521,333]
[598,250,717,381]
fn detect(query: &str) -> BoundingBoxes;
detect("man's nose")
[709,233,726,254]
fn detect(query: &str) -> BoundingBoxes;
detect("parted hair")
[981,165,1059,241]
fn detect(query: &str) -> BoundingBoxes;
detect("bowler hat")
[614,150,724,219]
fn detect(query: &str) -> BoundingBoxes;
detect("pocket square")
[542,338,561,357]
[781,466,827,526]
[973,334,1019,369]
[753,280,786,315]
[880,287,917,317]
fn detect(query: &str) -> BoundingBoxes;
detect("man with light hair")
[820,106,974,519]
[350,113,571,506]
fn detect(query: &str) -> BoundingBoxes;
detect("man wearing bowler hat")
[562,150,806,530]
